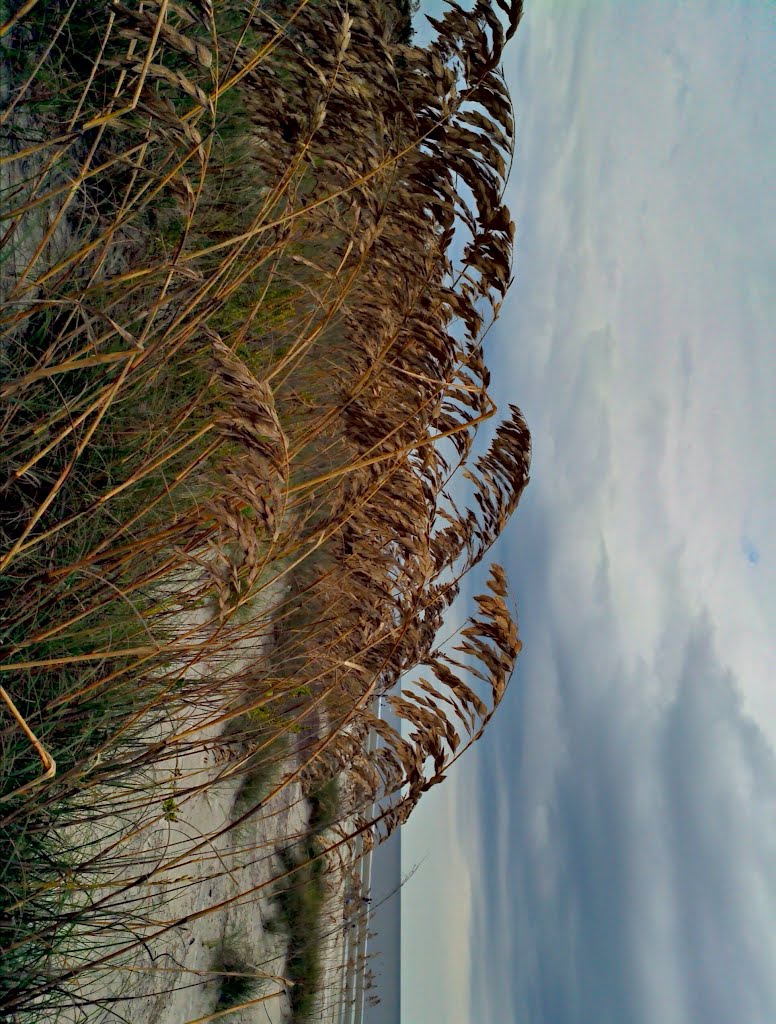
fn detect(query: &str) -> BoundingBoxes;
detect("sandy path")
[47,574,314,1024]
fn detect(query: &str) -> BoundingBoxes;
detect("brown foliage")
[0,0,530,1013]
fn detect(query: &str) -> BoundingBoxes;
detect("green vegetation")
[273,780,340,1022]
[211,940,268,1012]
[275,846,327,1021]
[308,777,340,834]
[0,0,530,1018]
[231,732,289,816]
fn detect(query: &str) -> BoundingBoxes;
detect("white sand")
[48,572,317,1024]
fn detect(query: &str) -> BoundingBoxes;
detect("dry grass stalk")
[1,0,530,1017]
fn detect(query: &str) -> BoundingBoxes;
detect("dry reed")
[0,0,529,1018]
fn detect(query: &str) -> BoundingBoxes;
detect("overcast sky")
[403,2,776,1022]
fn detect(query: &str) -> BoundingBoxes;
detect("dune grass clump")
[1,0,530,1017]
[275,843,328,1022]
[267,779,341,1019]
[211,940,268,1012]
[308,777,340,834]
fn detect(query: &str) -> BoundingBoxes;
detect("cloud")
[428,1,776,1022]
[658,624,776,1024]
[742,538,761,566]
[487,0,776,713]
[466,600,776,1024]
[402,0,774,1020]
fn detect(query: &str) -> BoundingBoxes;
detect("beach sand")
[50,575,317,1024]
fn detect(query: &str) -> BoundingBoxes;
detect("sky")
[402,2,776,1022]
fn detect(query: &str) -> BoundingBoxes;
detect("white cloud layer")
[403,1,775,1022]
